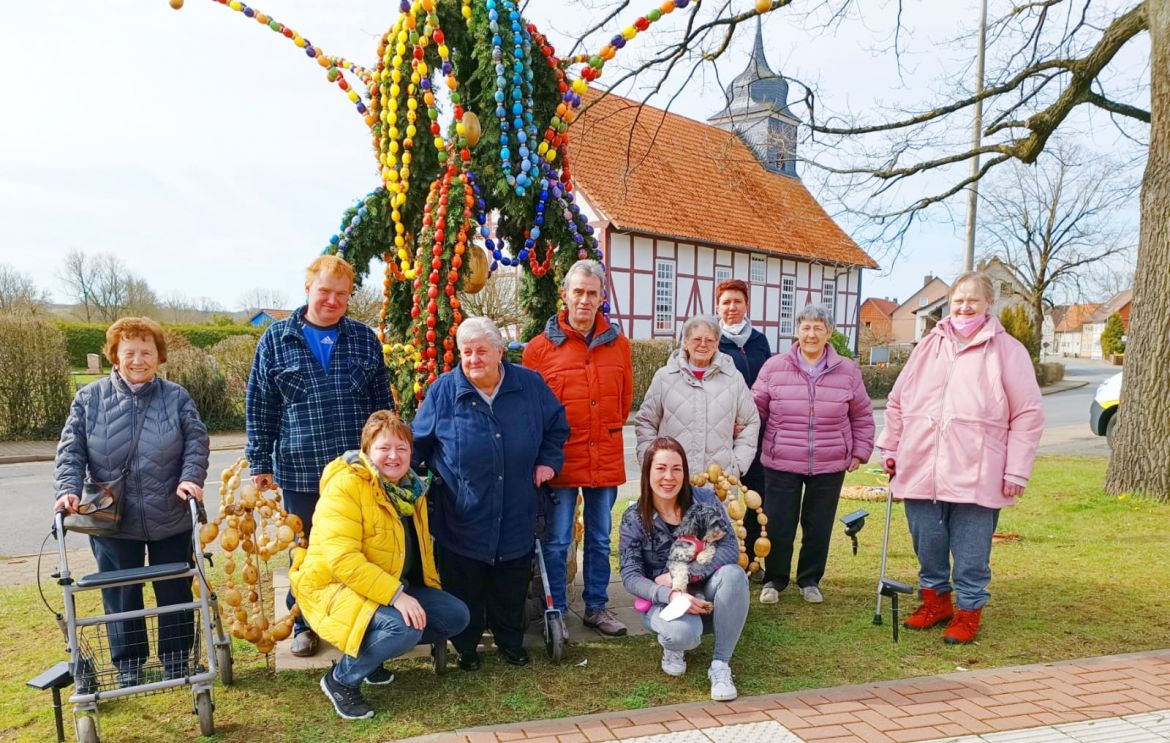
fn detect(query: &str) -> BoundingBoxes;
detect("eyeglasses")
[77,493,114,514]
[689,337,717,346]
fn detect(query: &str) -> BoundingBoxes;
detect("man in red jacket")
[524,260,634,637]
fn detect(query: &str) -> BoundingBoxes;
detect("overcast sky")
[0,1,1145,314]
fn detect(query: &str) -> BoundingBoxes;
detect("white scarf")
[721,317,753,348]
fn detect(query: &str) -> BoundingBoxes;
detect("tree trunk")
[1031,294,1045,358]
[1105,0,1170,501]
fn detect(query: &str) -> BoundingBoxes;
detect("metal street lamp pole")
[964,0,989,272]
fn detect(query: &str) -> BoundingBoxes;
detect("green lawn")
[3,455,1168,742]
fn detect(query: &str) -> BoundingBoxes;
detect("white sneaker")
[759,583,780,604]
[801,585,824,604]
[661,648,686,677]
[708,660,738,701]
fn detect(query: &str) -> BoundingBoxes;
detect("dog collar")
[676,534,706,555]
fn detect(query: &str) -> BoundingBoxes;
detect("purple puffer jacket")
[751,345,875,475]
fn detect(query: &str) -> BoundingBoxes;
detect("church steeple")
[707,18,799,177]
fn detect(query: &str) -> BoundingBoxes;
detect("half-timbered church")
[569,23,877,352]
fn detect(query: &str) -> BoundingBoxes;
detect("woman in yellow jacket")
[290,411,469,721]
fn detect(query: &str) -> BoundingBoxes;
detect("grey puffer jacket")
[634,349,760,478]
[54,372,210,541]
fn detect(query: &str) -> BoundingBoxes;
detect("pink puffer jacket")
[751,345,874,475]
[876,317,1044,509]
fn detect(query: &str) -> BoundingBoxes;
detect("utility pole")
[964,0,989,272]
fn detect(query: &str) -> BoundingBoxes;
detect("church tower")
[707,18,799,178]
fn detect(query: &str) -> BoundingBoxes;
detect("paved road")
[0,358,1120,559]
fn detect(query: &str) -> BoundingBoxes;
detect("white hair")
[455,316,505,350]
[796,304,835,331]
[680,315,721,343]
[562,259,606,291]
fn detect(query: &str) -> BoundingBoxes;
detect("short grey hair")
[562,259,606,291]
[456,316,505,350]
[796,304,834,331]
[681,315,721,343]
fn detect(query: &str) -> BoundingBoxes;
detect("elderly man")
[246,254,393,657]
[523,260,634,637]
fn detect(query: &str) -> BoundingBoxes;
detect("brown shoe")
[903,588,954,630]
[583,607,627,637]
[291,630,319,657]
[943,608,983,644]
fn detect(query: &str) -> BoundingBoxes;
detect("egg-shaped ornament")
[462,245,490,294]
[462,111,482,148]
[170,0,184,8]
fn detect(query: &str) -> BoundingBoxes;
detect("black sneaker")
[363,664,394,686]
[320,670,374,720]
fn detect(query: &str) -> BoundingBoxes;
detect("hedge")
[630,339,676,411]
[0,316,74,439]
[861,363,904,400]
[56,321,262,367]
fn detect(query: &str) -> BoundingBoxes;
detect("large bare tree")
[977,146,1137,352]
[0,263,48,315]
[57,250,158,322]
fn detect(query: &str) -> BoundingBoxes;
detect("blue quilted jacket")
[54,372,210,541]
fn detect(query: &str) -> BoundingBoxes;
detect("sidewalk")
[400,649,1170,742]
[0,431,248,465]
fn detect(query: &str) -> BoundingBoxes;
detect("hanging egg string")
[198,457,306,654]
[690,463,772,576]
[488,0,541,197]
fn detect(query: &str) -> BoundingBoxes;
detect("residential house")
[977,257,1030,317]
[1081,289,1133,360]
[1054,303,1099,357]
[887,276,951,344]
[247,308,292,327]
[568,22,878,352]
[1042,306,1068,357]
[859,297,899,339]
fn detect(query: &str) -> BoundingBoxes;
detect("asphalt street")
[0,358,1119,559]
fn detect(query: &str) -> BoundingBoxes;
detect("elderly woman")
[411,317,569,670]
[53,317,210,685]
[619,437,748,702]
[635,316,760,479]
[751,304,874,605]
[291,411,469,720]
[715,278,772,570]
[878,272,1043,644]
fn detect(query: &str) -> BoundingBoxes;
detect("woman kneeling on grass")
[290,411,469,720]
[618,437,749,701]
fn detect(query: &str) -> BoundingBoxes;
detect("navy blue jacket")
[719,329,772,388]
[411,362,570,564]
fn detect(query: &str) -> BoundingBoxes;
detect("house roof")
[250,308,292,321]
[861,297,898,319]
[568,89,878,269]
[1047,306,1068,329]
[913,295,949,315]
[1087,289,1133,323]
[893,277,950,316]
[1054,303,1100,332]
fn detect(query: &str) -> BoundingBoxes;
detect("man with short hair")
[523,260,633,637]
[246,254,393,657]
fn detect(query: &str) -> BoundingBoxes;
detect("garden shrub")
[0,316,74,439]
[630,339,676,411]
[829,330,854,359]
[1034,362,1066,387]
[210,335,259,417]
[164,346,239,430]
[861,363,904,400]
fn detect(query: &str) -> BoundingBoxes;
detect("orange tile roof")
[861,297,899,319]
[1054,303,1100,332]
[567,90,878,268]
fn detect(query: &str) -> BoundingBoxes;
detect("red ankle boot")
[943,607,983,644]
[903,588,954,630]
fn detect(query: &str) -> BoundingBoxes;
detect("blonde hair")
[304,254,355,291]
[104,317,167,365]
[950,271,995,303]
[360,410,413,453]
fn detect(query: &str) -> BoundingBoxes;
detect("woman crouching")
[618,437,749,701]
[290,411,469,720]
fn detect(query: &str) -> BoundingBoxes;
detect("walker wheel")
[75,713,99,743]
[195,690,214,736]
[431,641,448,675]
[544,612,564,664]
[215,644,234,686]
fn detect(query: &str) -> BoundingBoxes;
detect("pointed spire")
[751,15,772,76]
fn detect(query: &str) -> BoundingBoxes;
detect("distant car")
[1090,372,1122,448]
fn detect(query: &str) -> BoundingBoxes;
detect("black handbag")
[64,411,147,537]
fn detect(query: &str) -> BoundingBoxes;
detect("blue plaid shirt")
[245,306,393,493]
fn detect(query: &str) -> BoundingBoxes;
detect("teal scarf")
[378,471,424,517]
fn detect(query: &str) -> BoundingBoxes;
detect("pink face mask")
[950,313,988,336]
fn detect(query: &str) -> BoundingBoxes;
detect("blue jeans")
[332,586,469,688]
[546,486,618,614]
[642,565,749,663]
[283,489,317,636]
[904,499,1000,611]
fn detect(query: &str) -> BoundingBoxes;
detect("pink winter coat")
[876,317,1044,509]
[751,345,875,475]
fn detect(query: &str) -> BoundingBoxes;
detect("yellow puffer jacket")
[288,451,440,657]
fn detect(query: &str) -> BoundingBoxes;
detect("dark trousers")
[435,545,531,654]
[89,530,194,673]
[762,468,847,590]
[283,489,318,635]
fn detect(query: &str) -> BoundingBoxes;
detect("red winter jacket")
[523,311,633,488]
[751,344,875,475]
